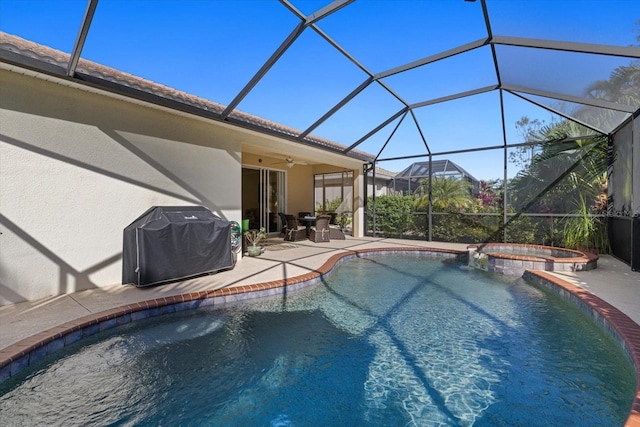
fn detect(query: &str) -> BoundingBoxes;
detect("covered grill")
[123,206,233,287]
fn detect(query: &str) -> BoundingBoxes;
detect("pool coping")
[0,246,638,426]
[523,270,640,426]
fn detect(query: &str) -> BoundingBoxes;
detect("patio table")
[299,216,316,236]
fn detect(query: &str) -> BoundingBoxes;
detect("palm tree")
[508,121,608,214]
[584,63,640,131]
[586,63,640,106]
[586,22,639,108]
[512,57,639,214]
[507,116,610,250]
[414,176,474,212]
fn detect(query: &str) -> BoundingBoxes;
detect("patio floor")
[1,236,639,351]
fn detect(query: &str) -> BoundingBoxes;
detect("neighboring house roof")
[394,160,479,183]
[372,167,397,178]
[0,31,374,162]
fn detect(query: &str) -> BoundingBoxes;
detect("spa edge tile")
[82,323,100,338]
[116,313,131,326]
[223,294,241,304]
[99,318,116,332]
[131,309,150,321]
[159,304,176,315]
[46,337,65,354]
[0,364,10,382]
[171,302,189,313]
[10,354,29,374]
[28,345,48,366]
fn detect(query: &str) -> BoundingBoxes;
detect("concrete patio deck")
[1,236,638,351]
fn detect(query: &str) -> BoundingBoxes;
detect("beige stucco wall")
[0,66,368,305]
[0,70,243,304]
[287,165,314,215]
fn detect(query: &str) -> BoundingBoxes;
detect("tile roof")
[0,31,374,162]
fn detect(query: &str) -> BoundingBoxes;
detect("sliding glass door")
[242,167,285,234]
[314,171,353,234]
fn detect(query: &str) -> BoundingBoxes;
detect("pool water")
[0,255,634,426]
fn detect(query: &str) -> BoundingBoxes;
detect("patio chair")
[327,212,338,225]
[284,215,307,242]
[329,224,345,240]
[309,215,331,243]
[278,212,288,237]
[329,213,346,240]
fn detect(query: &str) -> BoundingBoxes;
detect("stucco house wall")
[0,69,242,305]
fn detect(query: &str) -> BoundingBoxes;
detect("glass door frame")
[313,171,353,234]
[242,166,286,235]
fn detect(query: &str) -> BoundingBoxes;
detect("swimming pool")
[0,254,635,426]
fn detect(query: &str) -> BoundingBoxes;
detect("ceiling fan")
[273,156,308,168]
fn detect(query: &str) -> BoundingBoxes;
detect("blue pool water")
[0,255,635,426]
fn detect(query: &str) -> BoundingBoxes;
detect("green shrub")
[367,195,415,237]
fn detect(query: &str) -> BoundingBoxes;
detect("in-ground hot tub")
[468,243,598,276]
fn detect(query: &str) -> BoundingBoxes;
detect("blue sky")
[1,0,637,180]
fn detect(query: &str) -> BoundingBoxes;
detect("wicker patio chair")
[329,224,345,240]
[284,215,307,242]
[327,212,338,224]
[278,212,288,237]
[328,213,346,240]
[309,215,331,243]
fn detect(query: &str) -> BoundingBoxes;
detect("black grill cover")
[123,206,233,287]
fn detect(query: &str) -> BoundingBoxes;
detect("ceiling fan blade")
[265,154,308,167]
